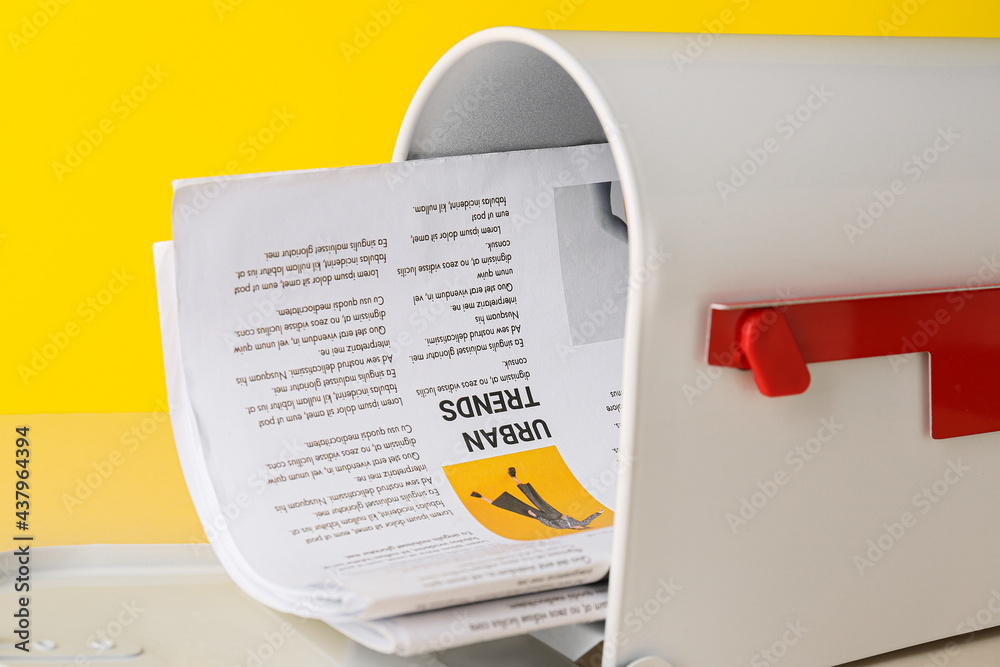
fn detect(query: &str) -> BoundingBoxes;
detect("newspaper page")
[334,581,609,655]
[157,242,610,656]
[168,144,628,628]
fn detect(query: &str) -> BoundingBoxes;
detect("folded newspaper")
[155,143,629,655]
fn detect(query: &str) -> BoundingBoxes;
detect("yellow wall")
[2,414,203,548]
[2,0,998,548]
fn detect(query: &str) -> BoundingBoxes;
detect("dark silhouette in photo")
[470,467,605,530]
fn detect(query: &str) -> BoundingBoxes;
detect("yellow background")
[444,446,613,540]
[1,0,998,548]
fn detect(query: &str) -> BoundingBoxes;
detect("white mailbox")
[393,28,1000,667]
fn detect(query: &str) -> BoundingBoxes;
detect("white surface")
[393,28,1000,667]
[5,544,1000,666]
[0,544,579,666]
[0,544,356,666]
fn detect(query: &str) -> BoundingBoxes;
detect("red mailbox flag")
[707,285,1000,439]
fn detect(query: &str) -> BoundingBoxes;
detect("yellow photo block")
[444,446,613,541]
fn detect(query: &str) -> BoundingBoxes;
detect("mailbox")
[393,28,1000,667]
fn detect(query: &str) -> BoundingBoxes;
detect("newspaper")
[156,144,627,655]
